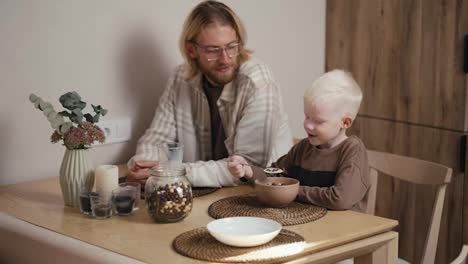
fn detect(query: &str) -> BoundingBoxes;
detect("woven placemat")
[208,195,327,226]
[192,187,219,197]
[173,227,305,263]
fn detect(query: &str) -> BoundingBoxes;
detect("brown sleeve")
[272,140,304,174]
[296,143,369,210]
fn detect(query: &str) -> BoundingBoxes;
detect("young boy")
[227,69,370,212]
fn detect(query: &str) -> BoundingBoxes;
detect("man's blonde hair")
[179,0,252,80]
[304,69,363,119]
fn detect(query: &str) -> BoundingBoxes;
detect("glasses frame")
[191,41,241,62]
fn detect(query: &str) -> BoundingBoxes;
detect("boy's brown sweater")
[251,135,370,212]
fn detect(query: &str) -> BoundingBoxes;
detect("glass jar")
[145,165,193,223]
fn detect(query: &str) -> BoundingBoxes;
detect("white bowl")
[206,217,282,247]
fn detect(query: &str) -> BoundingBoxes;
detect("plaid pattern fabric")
[129,59,293,187]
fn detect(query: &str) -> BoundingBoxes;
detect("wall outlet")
[95,118,132,145]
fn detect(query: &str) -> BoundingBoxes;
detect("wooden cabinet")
[326,0,468,263]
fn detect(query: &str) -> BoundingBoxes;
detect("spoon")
[228,158,284,181]
[263,167,284,176]
[236,162,283,174]
[237,163,284,180]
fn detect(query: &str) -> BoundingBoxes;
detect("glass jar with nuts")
[145,165,193,223]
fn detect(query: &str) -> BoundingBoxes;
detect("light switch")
[95,118,132,145]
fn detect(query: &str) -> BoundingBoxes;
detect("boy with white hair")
[228,69,370,212]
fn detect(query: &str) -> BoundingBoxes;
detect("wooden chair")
[366,150,452,264]
[451,245,468,264]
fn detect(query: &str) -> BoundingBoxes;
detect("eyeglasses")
[192,42,240,61]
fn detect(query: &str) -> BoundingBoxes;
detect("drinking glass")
[90,192,113,219]
[79,188,94,216]
[124,182,141,210]
[157,142,183,167]
[112,185,137,215]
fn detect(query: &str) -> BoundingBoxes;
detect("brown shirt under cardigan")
[202,76,229,160]
[250,135,370,212]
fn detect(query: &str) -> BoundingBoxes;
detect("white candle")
[94,165,119,193]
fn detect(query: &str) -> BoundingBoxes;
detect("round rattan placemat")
[208,195,327,226]
[192,187,219,197]
[173,227,305,263]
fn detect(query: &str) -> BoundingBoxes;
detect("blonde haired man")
[128,1,292,187]
[228,69,370,212]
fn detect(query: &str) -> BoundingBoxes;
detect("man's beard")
[197,59,240,87]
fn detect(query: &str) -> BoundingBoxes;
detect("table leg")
[355,232,398,264]
[283,231,398,264]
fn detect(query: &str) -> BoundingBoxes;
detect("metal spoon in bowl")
[263,167,284,176]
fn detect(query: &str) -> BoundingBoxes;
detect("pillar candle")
[94,165,119,193]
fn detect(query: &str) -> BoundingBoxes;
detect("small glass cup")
[90,192,113,219]
[79,188,94,216]
[157,142,183,168]
[112,184,138,216]
[119,182,141,210]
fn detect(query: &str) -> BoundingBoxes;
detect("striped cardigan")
[129,59,293,187]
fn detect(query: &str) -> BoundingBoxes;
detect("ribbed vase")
[59,149,94,207]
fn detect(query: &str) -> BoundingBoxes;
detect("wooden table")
[0,177,398,263]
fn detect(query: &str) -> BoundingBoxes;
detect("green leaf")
[72,108,83,117]
[46,110,56,119]
[39,100,50,111]
[51,116,64,129]
[92,104,108,116]
[93,114,100,123]
[29,94,38,103]
[91,104,99,111]
[47,112,58,122]
[40,103,53,116]
[59,91,86,110]
[70,109,84,123]
[58,111,71,117]
[84,113,94,123]
[43,106,54,116]
[59,122,73,134]
[34,99,41,109]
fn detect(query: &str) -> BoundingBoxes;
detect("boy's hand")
[227,155,253,179]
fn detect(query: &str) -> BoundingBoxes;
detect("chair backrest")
[451,245,468,264]
[366,150,452,264]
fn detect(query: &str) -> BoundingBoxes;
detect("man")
[128,0,292,187]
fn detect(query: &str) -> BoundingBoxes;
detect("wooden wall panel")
[349,116,464,263]
[326,0,467,131]
[327,0,468,262]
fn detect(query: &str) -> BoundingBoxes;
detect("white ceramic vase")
[59,149,94,207]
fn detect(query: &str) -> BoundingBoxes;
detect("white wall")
[0,0,325,185]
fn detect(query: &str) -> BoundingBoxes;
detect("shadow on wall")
[116,28,171,162]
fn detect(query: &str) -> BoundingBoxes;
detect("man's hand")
[227,155,253,179]
[127,160,158,185]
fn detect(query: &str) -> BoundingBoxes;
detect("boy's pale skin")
[129,23,240,184]
[227,100,353,179]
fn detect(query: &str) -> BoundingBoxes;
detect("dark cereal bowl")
[254,177,299,208]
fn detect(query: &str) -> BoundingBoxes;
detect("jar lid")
[150,164,186,177]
